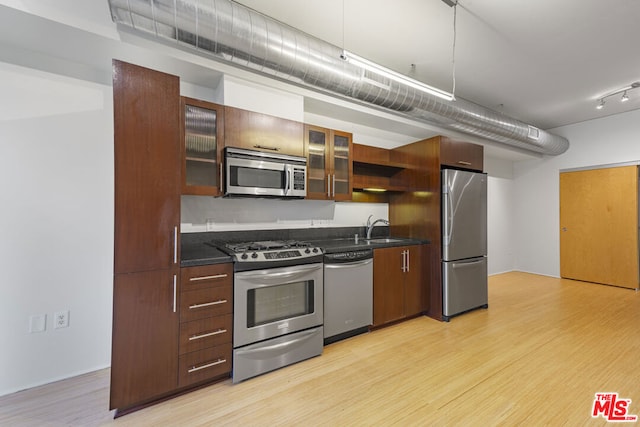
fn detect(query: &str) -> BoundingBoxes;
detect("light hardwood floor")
[2,272,639,426]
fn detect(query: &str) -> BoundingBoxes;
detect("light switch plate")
[29,314,46,333]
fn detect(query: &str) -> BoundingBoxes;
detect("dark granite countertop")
[308,236,427,254]
[180,228,430,266]
[180,241,232,267]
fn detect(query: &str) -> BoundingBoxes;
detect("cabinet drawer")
[179,314,232,355]
[181,263,232,292]
[180,286,232,322]
[178,344,232,387]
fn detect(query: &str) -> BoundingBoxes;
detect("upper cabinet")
[182,97,224,196]
[224,106,304,157]
[439,136,484,172]
[304,125,353,201]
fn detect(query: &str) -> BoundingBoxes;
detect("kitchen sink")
[365,238,406,244]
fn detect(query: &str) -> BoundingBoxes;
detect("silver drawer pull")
[188,358,226,373]
[189,329,227,341]
[189,299,228,309]
[457,160,472,166]
[189,274,228,282]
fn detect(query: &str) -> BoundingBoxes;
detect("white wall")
[513,108,640,277]
[485,156,516,275]
[0,67,114,395]
[182,197,387,232]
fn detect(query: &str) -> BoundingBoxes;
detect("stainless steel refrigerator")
[442,168,488,321]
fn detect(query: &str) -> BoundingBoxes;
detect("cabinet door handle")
[189,274,228,282]
[188,358,226,373]
[189,299,228,309]
[401,250,406,273]
[332,174,336,198]
[173,226,178,264]
[406,250,410,272]
[327,174,331,198]
[172,275,177,313]
[189,328,227,341]
[253,144,279,151]
[457,160,472,166]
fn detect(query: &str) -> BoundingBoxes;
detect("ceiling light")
[596,81,640,109]
[341,50,455,101]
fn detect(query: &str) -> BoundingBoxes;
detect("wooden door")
[110,270,179,409]
[330,130,353,201]
[224,106,304,156]
[182,97,224,196]
[304,125,330,199]
[373,246,406,326]
[560,165,639,289]
[403,245,428,317]
[113,60,180,274]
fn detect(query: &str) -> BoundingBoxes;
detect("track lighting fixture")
[596,82,640,109]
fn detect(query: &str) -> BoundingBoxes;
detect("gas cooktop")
[214,239,323,270]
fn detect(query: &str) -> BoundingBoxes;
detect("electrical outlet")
[54,310,70,329]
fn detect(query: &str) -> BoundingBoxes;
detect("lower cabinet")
[110,270,179,410]
[373,245,428,327]
[111,263,233,414]
[179,263,233,387]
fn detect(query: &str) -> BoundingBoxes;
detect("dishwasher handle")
[324,258,373,269]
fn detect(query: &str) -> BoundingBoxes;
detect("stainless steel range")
[220,240,324,383]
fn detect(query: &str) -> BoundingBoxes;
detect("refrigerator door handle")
[443,186,453,246]
[452,258,485,268]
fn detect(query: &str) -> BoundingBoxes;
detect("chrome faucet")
[366,214,390,239]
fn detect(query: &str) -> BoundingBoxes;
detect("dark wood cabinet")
[372,245,427,327]
[387,135,483,321]
[181,97,225,196]
[178,264,233,388]
[304,125,353,201]
[111,60,181,412]
[224,106,304,156]
[113,61,181,275]
[439,136,484,172]
[110,271,179,409]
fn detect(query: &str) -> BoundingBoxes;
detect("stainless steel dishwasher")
[323,249,373,345]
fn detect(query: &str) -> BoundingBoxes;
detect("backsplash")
[181,196,388,233]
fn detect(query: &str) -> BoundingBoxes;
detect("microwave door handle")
[285,168,291,195]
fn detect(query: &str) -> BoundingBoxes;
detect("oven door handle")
[236,264,322,283]
[234,328,321,357]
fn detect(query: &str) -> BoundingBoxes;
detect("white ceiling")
[1,0,640,160]
[234,0,640,130]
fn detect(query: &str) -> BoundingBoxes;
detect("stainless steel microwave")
[224,147,307,198]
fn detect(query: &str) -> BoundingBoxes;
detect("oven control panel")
[237,247,321,262]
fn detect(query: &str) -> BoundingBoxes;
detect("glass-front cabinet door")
[304,125,352,200]
[181,97,224,195]
[305,125,330,199]
[331,130,353,201]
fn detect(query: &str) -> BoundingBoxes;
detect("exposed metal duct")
[107,0,569,156]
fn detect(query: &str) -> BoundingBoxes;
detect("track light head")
[596,81,640,110]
